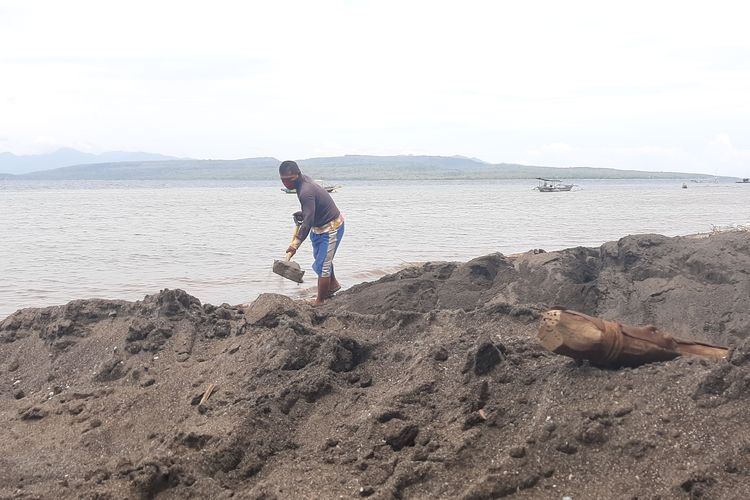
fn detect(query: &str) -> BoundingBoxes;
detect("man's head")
[279,160,301,190]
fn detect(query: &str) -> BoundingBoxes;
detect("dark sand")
[2,231,749,499]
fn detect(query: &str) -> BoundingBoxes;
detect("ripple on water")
[1,179,749,317]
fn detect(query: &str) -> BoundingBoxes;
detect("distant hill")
[4,154,718,181]
[0,148,181,175]
[296,155,705,180]
[18,158,280,180]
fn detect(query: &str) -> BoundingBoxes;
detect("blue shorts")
[310,221,344,278]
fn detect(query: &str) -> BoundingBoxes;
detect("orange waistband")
[312,214,344,234]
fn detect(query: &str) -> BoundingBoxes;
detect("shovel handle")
[286,225,300,260]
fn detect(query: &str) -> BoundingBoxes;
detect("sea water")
[1,178,748,318]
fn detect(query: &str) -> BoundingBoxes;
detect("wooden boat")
[282,179,342,194]
[322,183,342,193]
[534,177,575,192]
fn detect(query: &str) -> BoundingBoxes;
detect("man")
[279,160,344,305]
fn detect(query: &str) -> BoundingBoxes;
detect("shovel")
[273,222,305,283]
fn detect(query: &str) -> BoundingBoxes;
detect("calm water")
[1,178,748,319]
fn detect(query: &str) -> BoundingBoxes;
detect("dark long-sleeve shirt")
[295,175,341,243]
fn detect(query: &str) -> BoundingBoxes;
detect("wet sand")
[1,231,749,499]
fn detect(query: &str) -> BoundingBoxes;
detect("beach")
[2,230,749,499]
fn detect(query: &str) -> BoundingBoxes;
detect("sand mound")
[1,232,749,499]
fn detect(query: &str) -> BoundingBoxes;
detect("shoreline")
[3,226,748,321]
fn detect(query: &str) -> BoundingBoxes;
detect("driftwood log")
[538,309,728,367]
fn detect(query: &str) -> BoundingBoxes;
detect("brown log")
[538,309,728,367]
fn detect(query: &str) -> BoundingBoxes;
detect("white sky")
[1,0,749,175]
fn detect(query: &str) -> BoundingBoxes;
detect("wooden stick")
[198,384,216,406]
[538,309,728,367]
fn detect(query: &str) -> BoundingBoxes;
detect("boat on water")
[737,178,750,184]
[282,179,342,194]
[533,177,575,192]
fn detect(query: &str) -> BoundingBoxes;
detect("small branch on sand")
[538,309,728,368]
[199,384,216,406]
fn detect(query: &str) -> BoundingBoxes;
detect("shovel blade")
[273,259,305,283]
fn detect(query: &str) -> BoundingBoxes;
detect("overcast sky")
[1,0,749,175]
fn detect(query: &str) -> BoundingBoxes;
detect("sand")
[1,231,749,499]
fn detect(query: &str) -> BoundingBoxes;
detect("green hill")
[10,155,716,181]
